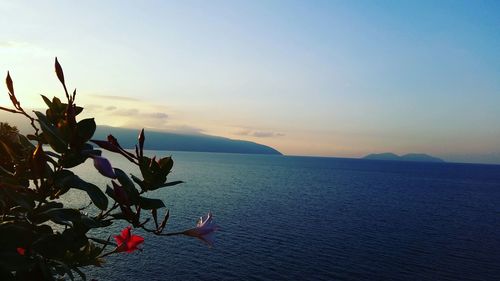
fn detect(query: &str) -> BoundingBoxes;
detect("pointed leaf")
[76,118,96,142]
[33,208,81,225]
[114,168,140,203]
[148,181,184,191]
[55,171,108,210]
[139,196,165,210]
[41,95,52,108]
[34,111,67,152]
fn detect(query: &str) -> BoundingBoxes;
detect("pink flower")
[183,212,219,246]
[114,226,144,253]
[92,155,116,178]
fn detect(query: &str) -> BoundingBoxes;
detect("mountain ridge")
[94,126,282,155]
[362,152,445,163]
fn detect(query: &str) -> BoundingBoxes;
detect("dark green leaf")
[34,111,67,152]
[159,156,173,172]
[130,174,146,191]
[148,181,184,191]
[71,179,108,210]
[74,106,83,115]
[139,196,165,210]
[32,234,67,259]
[114,168,140,203]
[56,171,108,210]
[33,208,81,225]
[80,215,106,229]
[105,185,116,200]
[76,118,96,142]
[0,252,31,271]
[41,95,52,108]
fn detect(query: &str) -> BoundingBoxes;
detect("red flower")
[17,247,25,255]
[114,226,144,253]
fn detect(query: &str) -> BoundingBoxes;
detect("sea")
[63,151,500,281]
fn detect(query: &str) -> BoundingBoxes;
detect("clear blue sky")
[1,0,499,163]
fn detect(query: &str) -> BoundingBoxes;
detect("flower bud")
[6,71,14,95]
[112,181,130,206]
[92,155,116,178]
[54,57,65,85]
[138,129,145,157]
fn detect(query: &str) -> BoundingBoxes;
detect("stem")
[97,202,120,220]
[99,249,117,258]
[62,83,70,102]
[0,106,19,114]
[139,223,185,236]
[162,231,185,236]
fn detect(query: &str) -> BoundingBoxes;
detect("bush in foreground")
[0,59,218,280]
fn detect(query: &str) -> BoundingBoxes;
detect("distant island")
[94,126,282,155]
[362,152,445,163]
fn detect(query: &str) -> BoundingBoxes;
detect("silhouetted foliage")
[0,59,217,280]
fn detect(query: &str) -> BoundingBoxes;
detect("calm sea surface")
[65,151,500,280]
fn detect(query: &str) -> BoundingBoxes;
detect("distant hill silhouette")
[94,126,282,155]
[362,152,445,163]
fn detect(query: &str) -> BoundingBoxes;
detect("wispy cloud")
[236,129,285,138]
[144,112,168,119]
[90,94,140,101]
[114,108,139,116]
[0,41,51,56]
[0,41,28,48]
[82,102,169,128]
[167,125,205,135]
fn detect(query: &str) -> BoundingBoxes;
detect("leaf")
[130,174,146,191]
[70,178,109,210]
[159,156,174,173]
[41,95,52,108]
[56,171,108,210]
[80,215,108,229]
[148,181,184,191]
[75,106,83,115]
[34,111,67,153]
[33,208,81,225]
[139,196,165,210]
[105,185,116,200]
[90,139,120,153]
[60,151,87,168]
[32,234,67,259]
[76,118,96,142]
[114,168,140,203]
[0,222,32,248]
[3,189,35,210]
[0,252,31,271]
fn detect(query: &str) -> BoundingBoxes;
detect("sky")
[0,0,499,163]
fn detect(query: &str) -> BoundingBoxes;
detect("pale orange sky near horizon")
[0,1,499,164]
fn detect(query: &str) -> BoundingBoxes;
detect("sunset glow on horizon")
[1,0,499,163]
